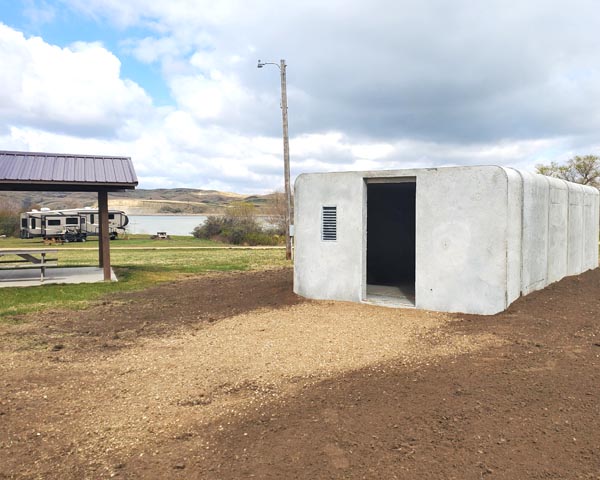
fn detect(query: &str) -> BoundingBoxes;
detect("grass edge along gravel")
[0,248,289,322]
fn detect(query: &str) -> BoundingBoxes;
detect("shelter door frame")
[362,176,417,303]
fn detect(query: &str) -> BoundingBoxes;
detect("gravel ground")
[0,270,498,479]
[1,267,598,479]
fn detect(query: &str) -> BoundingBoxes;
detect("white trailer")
[20,207,129,242]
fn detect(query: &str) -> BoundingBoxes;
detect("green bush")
[244,232,281,246]
[193,216,228,239]
[0,210,19,237]
[192,215,283,246]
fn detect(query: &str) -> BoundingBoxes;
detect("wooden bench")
[0,249,58,282]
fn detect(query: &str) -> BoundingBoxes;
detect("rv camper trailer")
[20,208,129,242]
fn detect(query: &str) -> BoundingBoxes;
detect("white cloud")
[169,73,242,120]
[0,23,153,137]
[22,0,56,27]
[4,2,600,193]
[73,0,600,144]
[124,36,181,64]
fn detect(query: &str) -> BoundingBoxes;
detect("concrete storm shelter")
[293,166,600,314]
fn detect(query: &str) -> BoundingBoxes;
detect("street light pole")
[279,59,292,261]
[258,59,293,261]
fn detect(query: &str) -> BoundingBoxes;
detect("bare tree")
[0,197,20,237]
[536,155,600,188]
[226,201,257,222]
[265,191,287,235]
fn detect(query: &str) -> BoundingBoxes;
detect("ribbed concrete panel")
[502,167,523,305]
[583,188,599,271]
[520,172,550,295]
[546,178,569,284]
[567,183,584,276]
[589,190,600,268]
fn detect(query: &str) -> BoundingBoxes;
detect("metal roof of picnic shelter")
[0,150,138,281]
[0,150,137,191]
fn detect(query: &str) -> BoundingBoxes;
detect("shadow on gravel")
[186,268,600,479]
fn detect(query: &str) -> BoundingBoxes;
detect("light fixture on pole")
[257,59,293,261]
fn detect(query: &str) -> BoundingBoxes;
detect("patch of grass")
[0,245,288,322]
[0,234,222,249]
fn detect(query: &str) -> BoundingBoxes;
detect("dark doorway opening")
[366,181,416,307]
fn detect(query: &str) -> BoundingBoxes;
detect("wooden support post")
[98,190,112,281]
[98,203,104,268]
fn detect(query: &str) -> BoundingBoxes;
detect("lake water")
[127,215,208,236]
[127,215,276,236]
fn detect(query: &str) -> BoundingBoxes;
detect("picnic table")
[0,249,58,282]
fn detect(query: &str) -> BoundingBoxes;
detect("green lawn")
[0,234,221,249]
[0,235,288,321]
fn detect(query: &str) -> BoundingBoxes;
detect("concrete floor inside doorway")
[364,283,415,308]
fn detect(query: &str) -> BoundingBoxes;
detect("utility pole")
[258,59,293,260]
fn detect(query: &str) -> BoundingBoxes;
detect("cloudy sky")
[1,0,600,193]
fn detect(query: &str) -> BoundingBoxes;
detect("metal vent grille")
[322,206,337,241]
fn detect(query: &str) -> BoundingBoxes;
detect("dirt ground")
[1,268,599,479]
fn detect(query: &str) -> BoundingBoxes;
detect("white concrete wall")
[504,168,523,305]
[567,183,584,276]
[294,166,600,315]
[546,177,569,285]
[583,188,600,271]
[293,171,366,302]
[519,171,551,295]
[514,172,598,297]
[414,166,510,314]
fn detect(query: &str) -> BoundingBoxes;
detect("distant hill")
[0,188,280,215]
